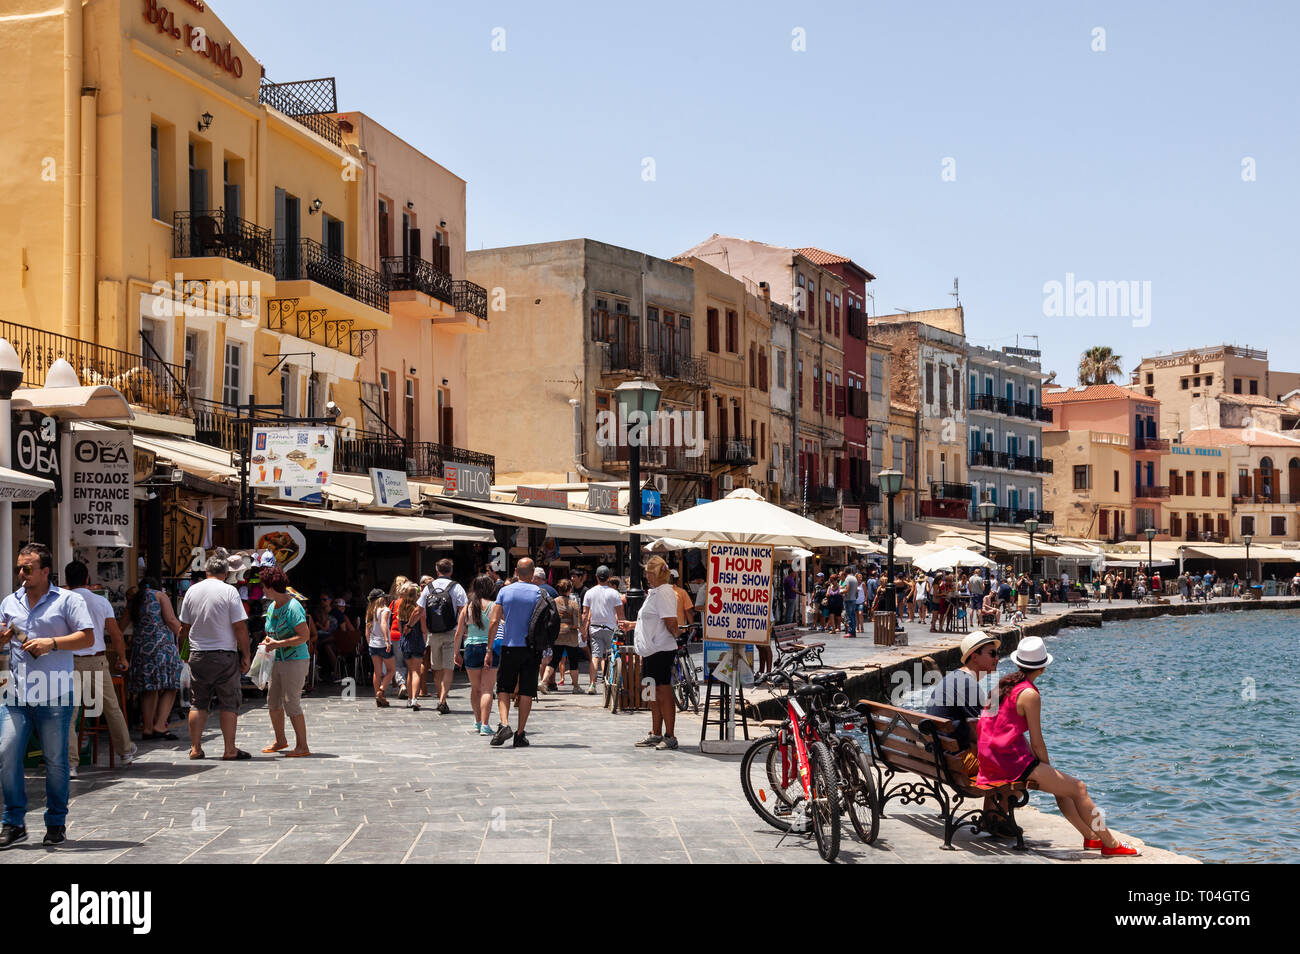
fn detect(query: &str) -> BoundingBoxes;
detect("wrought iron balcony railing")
[1135,484,1170,499]
[1035,405,1054,423]
[931,481,973,501]
[381,255,453,305]
[599,342,709,386]
[1,320,191,418]
[277,238,389,313]
[173,210,273,274]
[1135,436,1170,452]
[710,437,757,466]
[599,442,708,475]
[259,77,342,147]
[452,280,488,319]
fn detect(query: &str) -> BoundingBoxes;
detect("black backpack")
[526,590,561,653]
[424,579,459,634]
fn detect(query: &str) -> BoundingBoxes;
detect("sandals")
[221,749,252,761]
[261,743,290,754]
[282,749,312,758]
[188,750,205,760]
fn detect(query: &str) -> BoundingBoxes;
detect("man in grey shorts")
[180,554,251,760]
[581,565,625,694]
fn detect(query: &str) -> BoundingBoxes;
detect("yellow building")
[1161,443,1232,543]
[1178,428,1300,543]
[1,0,394,433]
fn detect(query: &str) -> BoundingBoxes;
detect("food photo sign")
[249,427,334,489]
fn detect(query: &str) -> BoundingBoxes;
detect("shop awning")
[257,503,493,544]
[424,494,632,541]
[12,384,133,422]
[133,433,238,485]
[0,466,56,501]
[1181,544,1300,563]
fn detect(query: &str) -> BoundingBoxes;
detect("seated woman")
[979,591,999,626]
[977,636,1139,856]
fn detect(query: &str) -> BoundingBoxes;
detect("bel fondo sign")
[704,542,773,644]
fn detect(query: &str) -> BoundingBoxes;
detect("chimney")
[759,280,770,302]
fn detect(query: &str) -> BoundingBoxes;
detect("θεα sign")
[70,431,133,547]
[12,415,61,501]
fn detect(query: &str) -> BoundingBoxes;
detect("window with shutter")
[726,310,738,353]
[749,344,756,387]
[707,308,719,353]
[813,364,821,410]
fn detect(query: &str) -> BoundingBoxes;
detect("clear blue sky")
[219,0,1298,385]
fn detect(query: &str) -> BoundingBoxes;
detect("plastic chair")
[77,673,127,769]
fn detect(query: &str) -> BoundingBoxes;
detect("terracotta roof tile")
[1042,384,1151,404]
[1218,392,1287,409]
[795,247,876,280]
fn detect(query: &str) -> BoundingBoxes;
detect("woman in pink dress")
[978,636,1139,856]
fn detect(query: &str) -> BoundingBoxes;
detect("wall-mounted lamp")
[439,219,446,228]
[441,378,449,387]
[406,200,415,211]
[197,111,213,133]
[308,198,322,215]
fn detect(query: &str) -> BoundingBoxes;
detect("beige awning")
[0,466,56,501]
[256,503,493,544]
[1182,544,1299,562]
[12,385,134,422]
[424,492,633,541]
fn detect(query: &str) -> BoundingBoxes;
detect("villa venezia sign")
[142,0,244,78]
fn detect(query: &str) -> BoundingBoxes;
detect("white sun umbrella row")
[911,545,999,573]
[629,487,863,548]
[644,536,813,562]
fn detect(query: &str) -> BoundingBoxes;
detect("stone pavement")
[0,677,1193,864]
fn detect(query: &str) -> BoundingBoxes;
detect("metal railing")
[710,437,756,466]
[931,481,973,500]
[1,320,191,418]
[277,238,389,313]
[381,255,453,305]
[844,482,881,505]
[599,442,707,475]
[971,505,1014,524]
[452,280,488,319]
[259,77,342,147]
[1135,436,1170,452]
[808,485,839,507]
[173,210,273,274]
[599,343,709,386]
[1135,484,1170,499]
[1036,405,1054,423]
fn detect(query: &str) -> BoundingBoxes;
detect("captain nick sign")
[70,432,134,547]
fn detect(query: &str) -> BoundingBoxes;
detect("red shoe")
[1102,841,1141,856]
[1083,838,1103,850]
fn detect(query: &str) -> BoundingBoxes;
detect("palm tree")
[1078,346,1123,385]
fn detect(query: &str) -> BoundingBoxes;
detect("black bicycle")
[672,623,702,713]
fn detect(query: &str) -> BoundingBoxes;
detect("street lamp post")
[0,339,23,595]
[1144,526,1157,588]
[977,500,998,567]
[879,469,904,626]
[1024,517,1039,599]
[1243,533,1253,588]
[615,377,662,620]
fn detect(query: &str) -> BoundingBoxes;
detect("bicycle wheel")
[682,662,701,713]
[808,740,841,862]
[839,738,880,845]
[603,655,616,709]
[672,658,691,712]
[739,735,801,832]
[609,656,624,713]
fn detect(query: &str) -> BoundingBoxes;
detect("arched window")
[1289,457,1299,470]
[1260,457,1273,474]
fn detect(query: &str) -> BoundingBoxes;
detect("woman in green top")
[259,567,312,757]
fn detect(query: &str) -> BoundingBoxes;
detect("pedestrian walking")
[620,556,681,750]
[63,560,137,770]
[127,577,184,740]
[456,575,498,735]
[258,567,311,757]
[487,558,545,747]
[365,589,395,705]
[541,578,585,693]
[387,576,410,698]
[0,544,95,849]
[391,582,426,711]
[581,565,625,693]
[842,565,861,637]
[180,554,251,761]
[418,559,467,715]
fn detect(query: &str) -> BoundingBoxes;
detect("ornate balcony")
[710,437,757,467]
[599,342,708,387]
[452,280,488,319]
[173,210,273,274]
[382,255,452,305]
[259,76,342,147]
[1135,484,1170,499]
[1135,436,1170,452]
[276,238,389,314]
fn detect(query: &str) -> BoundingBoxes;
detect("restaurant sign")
[443,462,491,501]
[249,427,334,489]
[70,431,133,547]
[518,486,566,508]
[369,468,412,509]
[586,484,618,515]
[12,415,61,502]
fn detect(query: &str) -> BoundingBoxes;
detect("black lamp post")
[879,469,904,619]
[1024,517,1039,595]
[977,499,998,566]
[1243,533,1253,587]
[1145,526,1157,588]
[615,376,662,620]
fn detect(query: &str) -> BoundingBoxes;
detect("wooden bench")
[1064,588,1091,607]
[772,623,824,668]
[860,700,1029,850]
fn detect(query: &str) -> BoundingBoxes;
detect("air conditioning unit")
[652,474,668,493]
[645,448,668,468]
[768,466,778,483]
[720,474,734,490]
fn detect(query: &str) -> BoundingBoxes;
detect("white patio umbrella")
[913,545,999,573]
[628,487,861,548]
[644,537,812,561]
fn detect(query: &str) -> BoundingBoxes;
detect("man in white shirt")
[581,566,626,692]
[63,561,136,771]
[417,558,468,714]
[179,554,250,761]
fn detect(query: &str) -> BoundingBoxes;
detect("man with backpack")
[486,558,559,748]
[418,559,467,714]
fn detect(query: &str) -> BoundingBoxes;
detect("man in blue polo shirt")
[486,558,543,749]
[0,543,95,849]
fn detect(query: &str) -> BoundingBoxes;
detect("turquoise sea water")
[1018,610,1300,863]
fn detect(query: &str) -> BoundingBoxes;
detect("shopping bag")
[248,645,275,690]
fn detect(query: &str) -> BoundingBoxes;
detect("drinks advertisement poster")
[249,427,334,489]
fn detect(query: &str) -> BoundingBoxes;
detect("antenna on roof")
[950,277,960,306]
[865,290,875,317]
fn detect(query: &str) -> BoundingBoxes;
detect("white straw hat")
[1009,635,1053,670]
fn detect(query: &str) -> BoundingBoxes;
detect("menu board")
[249,427,334,489]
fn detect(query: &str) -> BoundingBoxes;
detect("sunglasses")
[15,564,38,575]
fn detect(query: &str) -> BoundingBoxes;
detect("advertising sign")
[843,508,861,533]
[518,486,566,508]
[586,484,618,514]
[254,524,307,572]
[443,461,492,501]
[249,427,334,489]
[641,488,662,517]
[369,468,412,509]
[162,503,206,578]
[703,541,773,644]
[133,446,158,484]
[12,414,61,501]
[69,431,133,546]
